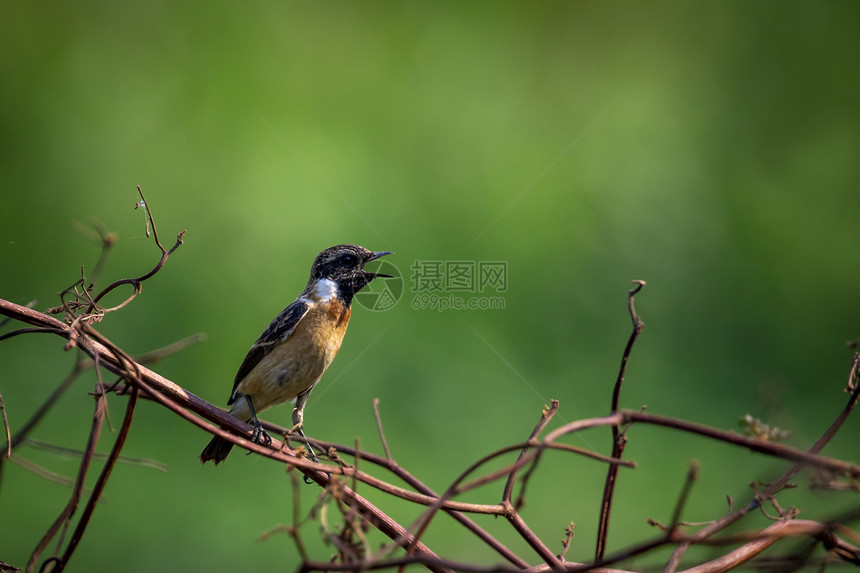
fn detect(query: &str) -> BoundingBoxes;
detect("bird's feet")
[286,422,321,483]
[287,423,317,457]
[244,421,272,456]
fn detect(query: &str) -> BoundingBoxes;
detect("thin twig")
[67,334,452,572]
[257,471,310,559]
[397,435,603,571]
[90,186,185,308]
[663,352,860,572]
[284,425,529,569]
[55,386,139,572]
[610,281,646,415]
[5,455,84,491]
[596,280,646,560]
[2,303,852,506]
[0,391,10,459]
[560,522,576,560]
[372,398,393,461]
[678,519,829,573]
[502,400,558,505]
[20,438,168,471]
[26,392,106,573]
[508,511,566,571]
[620,409,860,477]
[3,231,859,573]
[0,327,69,342]
[668,462,698,530]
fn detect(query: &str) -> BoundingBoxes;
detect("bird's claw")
[250,424,272,446]
[244,424,272,456]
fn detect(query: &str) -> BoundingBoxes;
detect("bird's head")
[308,244,394,302]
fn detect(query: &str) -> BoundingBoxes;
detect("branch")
[502,399,559,508]
[26,393,105,572]
[54,387,139,572]
[372,398,393,462]
[266,417,532,569]
[89,186,184,309]
[664,351,860,571]
[0,297,451,571]
[597,280,645,559]
[3,209,857,573]
[541,410,860,478]
[679,519,855,573]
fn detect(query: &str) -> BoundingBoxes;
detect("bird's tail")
[200,435,235,464]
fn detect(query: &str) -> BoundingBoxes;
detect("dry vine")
[1,192,859,572]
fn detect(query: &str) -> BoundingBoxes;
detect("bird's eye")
[340,254,357,267]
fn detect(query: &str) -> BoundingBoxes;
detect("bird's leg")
[244,395,271,447]
[291,388,320,464]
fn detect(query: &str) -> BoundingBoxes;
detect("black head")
[307,244,393,303]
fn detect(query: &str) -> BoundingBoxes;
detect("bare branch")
[0,391,10,459]
[54,387,139,571]
[5,454,82,490]
[372,398,393,462]
[2,199,857,573]
[90,186,185,309]
[669,462,698,530]
[664,353,860,571]
[26,392,106,572]
[596,280,646,560]
[503,399,559,506]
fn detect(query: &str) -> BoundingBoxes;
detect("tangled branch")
[1,194,858,572]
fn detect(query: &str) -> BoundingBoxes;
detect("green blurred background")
[1,2,858,570]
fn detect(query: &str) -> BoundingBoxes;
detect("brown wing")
[227,299,310,405]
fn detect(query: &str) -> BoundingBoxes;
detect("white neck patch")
[312,278,339,301]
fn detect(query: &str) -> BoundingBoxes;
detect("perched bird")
[200,244,393,464]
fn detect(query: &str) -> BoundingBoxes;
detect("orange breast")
[232,298,351,416]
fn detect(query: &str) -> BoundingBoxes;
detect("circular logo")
[355,260,403,311]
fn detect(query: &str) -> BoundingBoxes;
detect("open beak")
[365,251,394,278]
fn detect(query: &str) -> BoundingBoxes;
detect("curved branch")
[4,292,859,573]
[0,298,450,572]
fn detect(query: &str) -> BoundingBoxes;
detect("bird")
[200,244,393,465]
